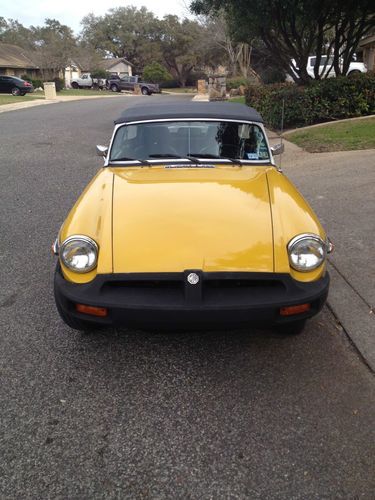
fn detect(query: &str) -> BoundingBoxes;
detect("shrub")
[32,79,43,89]
[21,74,43,90]
[52,77,64,92]
[259,67,286,84]
[159,79,179,89]
[186,70,207,87]
[245,73,375,130]
[226,77,248,90]
[142,62,171,84]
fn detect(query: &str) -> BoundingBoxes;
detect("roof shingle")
[0,43,38,69]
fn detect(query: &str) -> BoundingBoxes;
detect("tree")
[0,18,35,50]
[0,18,77,79]
[80,7,225,85]
[191,0,375,84]
[80,7,162,73]
[159,16,207,87]
[74,40,104,73]
[142,62,171,83]
[30,19,77,79]
[203,15,259,79]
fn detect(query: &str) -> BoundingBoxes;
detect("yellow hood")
[111,165,274,273]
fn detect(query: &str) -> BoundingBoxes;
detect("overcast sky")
[1,0,193,33]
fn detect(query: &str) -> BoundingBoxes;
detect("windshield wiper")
[148,154,202,164]
[188,153,241,165]
[148,154,182,158]
[110,156,151,165]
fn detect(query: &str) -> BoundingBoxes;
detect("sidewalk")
[278,138,375,371]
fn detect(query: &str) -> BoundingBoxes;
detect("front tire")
[275,320,306,335]
[111,84,119,92]
[348,70,361,76]
[11,87,21,96]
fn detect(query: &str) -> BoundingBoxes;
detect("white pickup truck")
[286,55,367,81]
[70,73,106,89]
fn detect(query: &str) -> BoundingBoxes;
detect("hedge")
[21,74,43,89]
[52,77,64,92]
[226,77,248,90]
[245,73,375,130]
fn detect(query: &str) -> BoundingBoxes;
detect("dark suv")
[0,76,34,96]
[106,75,160,95]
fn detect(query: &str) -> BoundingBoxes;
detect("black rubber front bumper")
[54,265,329,330]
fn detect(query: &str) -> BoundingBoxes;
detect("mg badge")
[187,272,199,285]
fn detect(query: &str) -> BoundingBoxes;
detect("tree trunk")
[237,43,251,78]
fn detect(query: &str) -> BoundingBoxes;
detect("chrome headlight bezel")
[287,233,327,272]
[60,235,98,273]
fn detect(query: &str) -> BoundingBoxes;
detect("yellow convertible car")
[53,102,333,334]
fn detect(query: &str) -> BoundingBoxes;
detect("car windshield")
[110,120,270,163]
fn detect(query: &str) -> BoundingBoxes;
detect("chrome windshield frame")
[104,118,274,167]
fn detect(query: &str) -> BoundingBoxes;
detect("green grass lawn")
[229,96,245,104]
[286,117,375,152]
[0,93,44,106]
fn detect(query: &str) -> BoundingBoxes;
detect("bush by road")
[245,73,375,130]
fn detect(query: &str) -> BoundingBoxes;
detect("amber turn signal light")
[75,303,108,317]
[280,303,311,316]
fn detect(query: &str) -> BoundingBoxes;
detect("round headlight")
[288,234,326,272]
[60,235,98,273]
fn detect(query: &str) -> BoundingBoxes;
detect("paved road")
[0,96,374,499]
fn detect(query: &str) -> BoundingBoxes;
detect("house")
[0,43,134,86]
[0,43,40,78]
[64,62,81,87]
[100,58,133,78]
[64,57,133,87]
[357,34,375,71]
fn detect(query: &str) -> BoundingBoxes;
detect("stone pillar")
[44,82,57,100]
[133,84,142,95]
[208,75,227,101]
[197,79,207,95]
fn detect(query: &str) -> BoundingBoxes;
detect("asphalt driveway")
[0,96,374,499]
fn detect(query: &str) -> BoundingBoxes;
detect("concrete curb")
[327,261,375,372]
[192,94,209,101]
[162,91,197,96]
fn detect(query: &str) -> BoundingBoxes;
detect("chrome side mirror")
[271,143,284,156]
[96,145,108,157]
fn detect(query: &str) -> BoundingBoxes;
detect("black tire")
[275,320,306,335]
[71,82,79,89]
[141,86,150,96]
[110,84,119,92]
[11,87,21,96]
[20,92,26,96]
[348,70,361,77]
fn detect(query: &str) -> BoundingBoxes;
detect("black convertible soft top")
[114,101,263,124]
